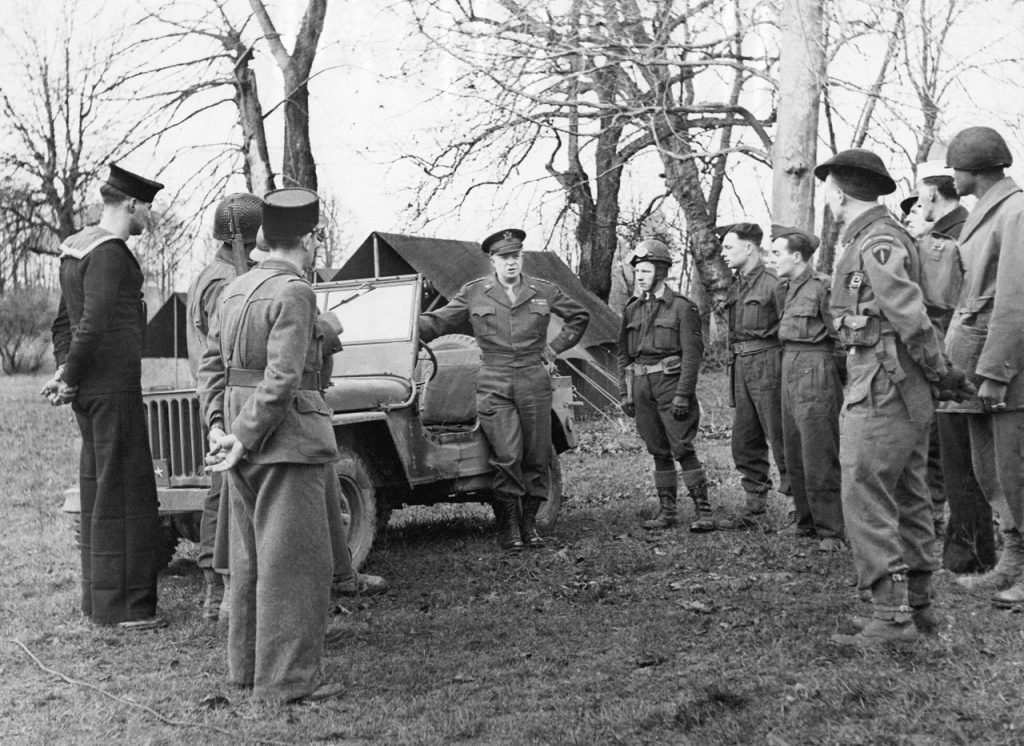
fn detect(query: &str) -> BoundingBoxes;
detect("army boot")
[219,574,231,622]
[681,468,716,533]
[956,527,1024,592]
[497,495,524,551]
[202,568,225,621]
[521,497,546,548]
[833,573,919,646]
[643,469,678,530]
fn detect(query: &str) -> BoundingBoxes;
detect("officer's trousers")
[476,363,552,501]
[966,410,1024,533]
[199,471,231,574]
[227,461,332,702]
[939,412,995,572]
[840,346,938,590]
[732,347,789,508]
[73,391,159,624]
[633,370,701,471]
[781,349,843,539]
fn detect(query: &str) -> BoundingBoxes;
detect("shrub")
[0,287,56,374]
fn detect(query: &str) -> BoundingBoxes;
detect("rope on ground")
[7,638,293,746]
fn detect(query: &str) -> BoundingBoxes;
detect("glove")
[978,378,1008,411]
[934,366,977,403]
[620,398,635,418]
[671,395,689,420]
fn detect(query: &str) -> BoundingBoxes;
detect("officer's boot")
[681,468,716,533]
[497,495,524,551]
[957,527,1024,592]
[833,573,919,646]
[521,498,546,548]
[202,568,224,621]
[643,470,678,530]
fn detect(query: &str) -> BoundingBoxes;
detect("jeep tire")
[335,453,379,571]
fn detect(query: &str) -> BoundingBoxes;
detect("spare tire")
[429,334,479,352]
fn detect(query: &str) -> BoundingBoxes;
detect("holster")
[623,367,634,405]
[727,353,736,409]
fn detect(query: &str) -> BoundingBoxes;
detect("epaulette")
[465,276,487,286]
[812,271,832,284]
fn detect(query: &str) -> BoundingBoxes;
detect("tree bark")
[249,0,326,190]
[227,39,275,196]
[772,0,825,232]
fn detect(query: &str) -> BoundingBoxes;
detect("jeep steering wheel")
[416,340,439,384]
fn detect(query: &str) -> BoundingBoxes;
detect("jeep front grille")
[144,392,207,486]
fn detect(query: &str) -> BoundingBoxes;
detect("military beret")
[481,228,526,255]
[107,163,164,203]
[213,193,263,242]
[770,224,820,253]
[713,224,734,241]
[262,187,319,240]
[814,148,897,198]
[899,192,918,216]
[946,126,1013,170]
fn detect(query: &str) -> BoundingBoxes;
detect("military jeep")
[65,273,578,570]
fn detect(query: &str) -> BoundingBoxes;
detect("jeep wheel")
[156,517,181,572]
[536,448,564,528]
[335,454,379,572]
[429,333,479,352]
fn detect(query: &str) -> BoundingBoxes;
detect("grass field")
[2,371,1023,745]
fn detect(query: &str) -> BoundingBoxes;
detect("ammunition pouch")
[835,315,882,348]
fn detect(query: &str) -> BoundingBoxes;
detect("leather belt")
[629,356,681,376]
[480,351,543,367]
[730,339,781,355]
[782,341,833,352]
[226,367,321,390]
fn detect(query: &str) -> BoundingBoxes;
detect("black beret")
[713,224,734,241]
[814,149,897,197]
[481,228,526,255]
[770,224,820,252]
[262,188,319,240]
[107,163,164,203]
[946,126,1013,170]
[899,192,918,216]
[213,193,263,242]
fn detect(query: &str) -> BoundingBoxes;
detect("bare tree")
[404,0,775,304]
[249,0,328,190]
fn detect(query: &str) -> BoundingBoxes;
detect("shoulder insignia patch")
[871,245,891,265]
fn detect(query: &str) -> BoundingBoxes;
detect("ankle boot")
[956,527,1024,591]
[833,573,918,646]
[202,568,224,621]
[681,468,716,533]
[643,469,678,530]
[851,571,939,633]
[498,495,524,551]
[219,574,231,622]
[521,498,546,548]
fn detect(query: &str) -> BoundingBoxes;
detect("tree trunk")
[281,70,316,190]
[772,0,824,232]
[231,44,275,196]
[659,137,732,308]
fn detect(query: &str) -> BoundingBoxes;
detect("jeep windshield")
[315,275,419,345]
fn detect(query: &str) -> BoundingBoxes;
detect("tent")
[334,232,622,412]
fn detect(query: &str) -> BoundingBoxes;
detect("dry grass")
[3,371,1024,745]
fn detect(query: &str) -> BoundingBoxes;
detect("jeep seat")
[325,375,413,413]
[420,346,480,425]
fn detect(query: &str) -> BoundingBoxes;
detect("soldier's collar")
[930,204,968,238]
[839,204,889,246]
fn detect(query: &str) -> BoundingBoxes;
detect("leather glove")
[934,366,977,403]
[620,398,635,418]
[671,395,689,420]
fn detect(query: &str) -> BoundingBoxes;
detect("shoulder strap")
[223,270,293,368]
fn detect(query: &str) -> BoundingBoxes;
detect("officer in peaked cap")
[419,226,589,552]
[943,126,1024,607]
[44,163,167,629]
[768,225,845,553]
[618,239,717,534]
[819,148,973,646]
[197,184,345,702]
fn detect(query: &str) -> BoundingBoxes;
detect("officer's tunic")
[419,273,589,502]
[830,205,946,594]
[51,226,160,625]
[725,262,790,509]
[945,177,1024,533]
[617,284,705,472]
[778,265,843,539]
[198,259,337,702]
